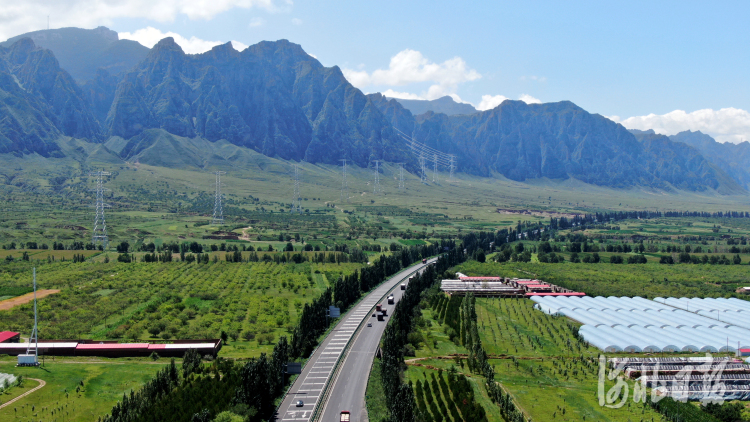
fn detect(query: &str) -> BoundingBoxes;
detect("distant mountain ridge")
[667,130,750,190]
[390,95,477,116]
[371,95,742,193]
[1,27,149,82]
[0,27,745,193]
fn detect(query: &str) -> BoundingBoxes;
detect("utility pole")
[398,163,405,190]
[339,159,348,202]
[91,170,111,249]
[291,164,301,213]
[19,268,39,366]
[373,160,382,195]
[449,155,456,181]
[212,171,226,225]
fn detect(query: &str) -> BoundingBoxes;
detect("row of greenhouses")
[652,297,750,330]
[530,295,750,353]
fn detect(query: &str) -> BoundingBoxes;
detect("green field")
[0,357,164,422]
[0,260,361,349]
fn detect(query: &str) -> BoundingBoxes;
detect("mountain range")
[0,26,748,194]
[389,96,477,116]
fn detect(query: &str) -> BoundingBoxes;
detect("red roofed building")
[0,331,20,343]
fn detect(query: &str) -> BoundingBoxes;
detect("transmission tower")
[449,155,456,181]
[398,163,405,190]
[21,268,39,366]
[212,171,226,225]
[373,160,383,195]
[339,159,348,202]
[432,154,439,183]
[291,164,302,213]
[91,170,111,249]
[419,154,427,183]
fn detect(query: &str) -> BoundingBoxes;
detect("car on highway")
[367,322,372,327]
[296,400,304,407]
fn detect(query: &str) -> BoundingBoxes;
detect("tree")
[183,348,202,378]
[733,254,742,265]
[116,242,130,253]
[474,248,486,263]
[609,255,623,264]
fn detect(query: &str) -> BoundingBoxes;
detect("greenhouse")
[531,295,750,353]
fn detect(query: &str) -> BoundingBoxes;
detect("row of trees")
[378,248,467,422]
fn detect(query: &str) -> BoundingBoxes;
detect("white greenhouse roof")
[531,295,750,353]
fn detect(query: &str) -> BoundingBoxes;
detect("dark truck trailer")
[422,258,427,264]
[400,283,406,290]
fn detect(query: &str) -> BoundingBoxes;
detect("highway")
[276,259,434,422]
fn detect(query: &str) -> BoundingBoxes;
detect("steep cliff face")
[105,39,413,167]
[0,31,743,193]
[372,98,740,191]
[0,38,104,155]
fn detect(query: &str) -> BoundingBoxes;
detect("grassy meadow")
[0,357,165,422]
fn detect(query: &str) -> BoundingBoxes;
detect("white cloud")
[0,0,287,41]
[248,17,265,27]
[519,94,541,104]
[477,95,509,111]
[382,89,425,100]
[232,40,249,51]
[119,27,246,54]
[476,94,541,111]
[610,108,750,144]
[520,75,547,83]
[342,49,481,101]
[291,17,302,25]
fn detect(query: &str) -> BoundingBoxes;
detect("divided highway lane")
[320,258,437,422]
[276,259,435,422]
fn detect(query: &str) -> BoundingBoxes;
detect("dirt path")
[0,378,45,409]
[0,290,60,311]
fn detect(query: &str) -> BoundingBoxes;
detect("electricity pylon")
[432,154,438,183]
[91,170,111,249]
[373,160,382,195]
[339,159,348,202]
[419,154,427,183]
[449,155,456,181]
[212,171,226,225]
[292,164,301,213]
[398,163,405,190]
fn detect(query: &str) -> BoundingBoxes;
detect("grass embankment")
[0,357,164,421]
[365,361,389,422]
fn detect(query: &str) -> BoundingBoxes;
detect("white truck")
[340,410,351,421]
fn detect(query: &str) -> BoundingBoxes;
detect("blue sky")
[4,1,750,142]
